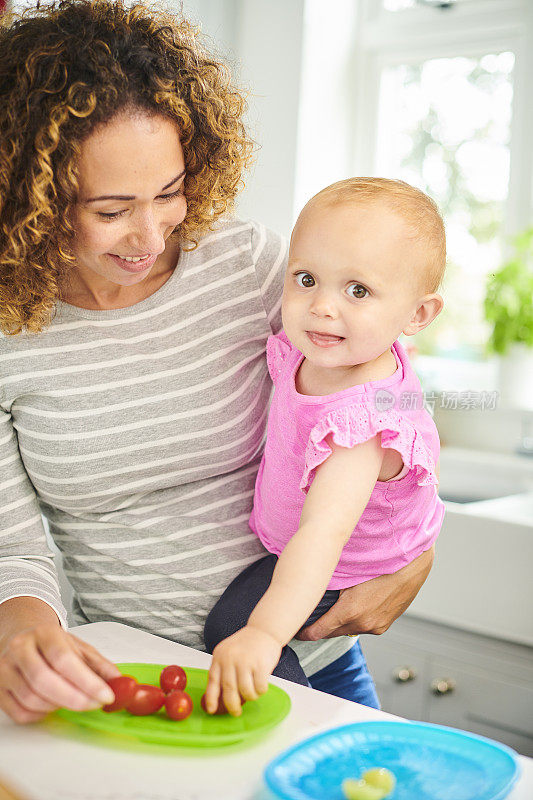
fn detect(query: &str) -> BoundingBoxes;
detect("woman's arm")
[0,405,120,722]
[297,545,434,640]
[0,597,119,723]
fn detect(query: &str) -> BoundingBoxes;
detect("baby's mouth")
[306,331,345,347]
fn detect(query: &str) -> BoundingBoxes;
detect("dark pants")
[203,554,340,686]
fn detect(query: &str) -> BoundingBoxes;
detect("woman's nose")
[129,211,166,254]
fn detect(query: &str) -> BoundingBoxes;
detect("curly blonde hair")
[0,0,254,334]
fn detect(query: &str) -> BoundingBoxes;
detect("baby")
[203,178,446,714]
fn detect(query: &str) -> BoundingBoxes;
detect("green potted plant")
[484,227,533,409]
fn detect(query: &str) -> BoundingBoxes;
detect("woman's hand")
[204,625,281,717]
[297,546,434,640]
[0,605,120,724]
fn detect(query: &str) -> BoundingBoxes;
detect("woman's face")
[71,111,187,294]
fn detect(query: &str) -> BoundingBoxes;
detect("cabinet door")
[359,635,429,721]
[426,655,533,757]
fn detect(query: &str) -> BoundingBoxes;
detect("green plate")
[54,663,291,748]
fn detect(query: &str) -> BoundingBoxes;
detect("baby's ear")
[403,293,444,336]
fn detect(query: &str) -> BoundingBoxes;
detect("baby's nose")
[310,292,337,318]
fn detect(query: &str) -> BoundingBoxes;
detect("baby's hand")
[204,626,282,716]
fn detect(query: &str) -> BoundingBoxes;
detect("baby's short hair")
[310,177,446,293]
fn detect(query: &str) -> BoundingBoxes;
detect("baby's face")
[282,200,428,369]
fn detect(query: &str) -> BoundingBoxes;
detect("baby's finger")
[236,665,258,702]
[221,666,243,717]
[252,668,270,696]
[204,661,222,714]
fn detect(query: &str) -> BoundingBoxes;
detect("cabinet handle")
[392,666,416,683]
[431,677,456,695]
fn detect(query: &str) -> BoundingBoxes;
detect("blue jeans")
[309,640,380,709]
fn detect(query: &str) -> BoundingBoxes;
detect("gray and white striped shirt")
[0,219,351,674]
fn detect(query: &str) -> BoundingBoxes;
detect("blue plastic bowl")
[264,720,521,800]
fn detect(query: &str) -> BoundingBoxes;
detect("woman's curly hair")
[0,0,254,334]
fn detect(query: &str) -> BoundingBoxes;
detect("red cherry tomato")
[125,684,165,716]
[164,690,193,721]
[200,692,246,715]
[103,676,138,712]
[160,665,187,694]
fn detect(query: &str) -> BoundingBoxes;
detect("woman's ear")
[403,293,444,337]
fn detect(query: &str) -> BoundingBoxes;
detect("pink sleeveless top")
[249,331,445,589]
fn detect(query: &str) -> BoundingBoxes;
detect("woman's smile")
[107,252,160,273]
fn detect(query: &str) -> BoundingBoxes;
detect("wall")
[181,0,306,238]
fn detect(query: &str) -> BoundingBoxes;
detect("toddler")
[203,178,446,715]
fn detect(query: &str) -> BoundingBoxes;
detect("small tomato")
[126,684,165,716]
[164,690,193,721]
[160,664,187,694]
[200,692,246,715]
[103,676,138,712]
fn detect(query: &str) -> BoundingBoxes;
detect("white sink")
[407,447,533,647]
[437,446,533,502]
[463,492,533,527]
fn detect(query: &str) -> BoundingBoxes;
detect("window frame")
[351,0,533,238]
[340,0,533,391]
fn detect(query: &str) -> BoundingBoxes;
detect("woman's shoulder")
[0,327,47,356]
[192,217,287,333]
[195,217,286,258]
[190,217,287,287]
[0,327,52,401]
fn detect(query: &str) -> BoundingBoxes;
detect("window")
[377,52,514,359]
[383,0,463,9]
[297,0,533,388]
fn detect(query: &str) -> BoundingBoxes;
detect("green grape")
[362,768,396,795]
[342,778,386,800]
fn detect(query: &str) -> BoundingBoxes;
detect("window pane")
[383,0,466,8]
[376,52,514,359]
[383,0,416,9]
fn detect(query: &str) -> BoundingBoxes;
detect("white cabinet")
[360,615,533,756]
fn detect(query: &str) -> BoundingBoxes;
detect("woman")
[0,0,433,723]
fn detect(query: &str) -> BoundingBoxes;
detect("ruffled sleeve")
[266,330,293,385]
[300,404,439,492]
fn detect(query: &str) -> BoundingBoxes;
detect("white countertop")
[0,622,531,800]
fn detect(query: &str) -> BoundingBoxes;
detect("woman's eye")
[159,188,184,204]
[97,188,184,221]
[347,283,368,299]
[98,210,125,220]
[295,272,315,288]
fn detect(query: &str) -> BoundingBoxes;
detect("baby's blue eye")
[347,283,368,299]
[295,272,315,288]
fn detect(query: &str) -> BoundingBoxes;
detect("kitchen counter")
[0,622,531,800]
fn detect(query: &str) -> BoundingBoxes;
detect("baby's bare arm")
[248,435,384,645]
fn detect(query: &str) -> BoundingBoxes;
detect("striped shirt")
[0,219,351,674]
